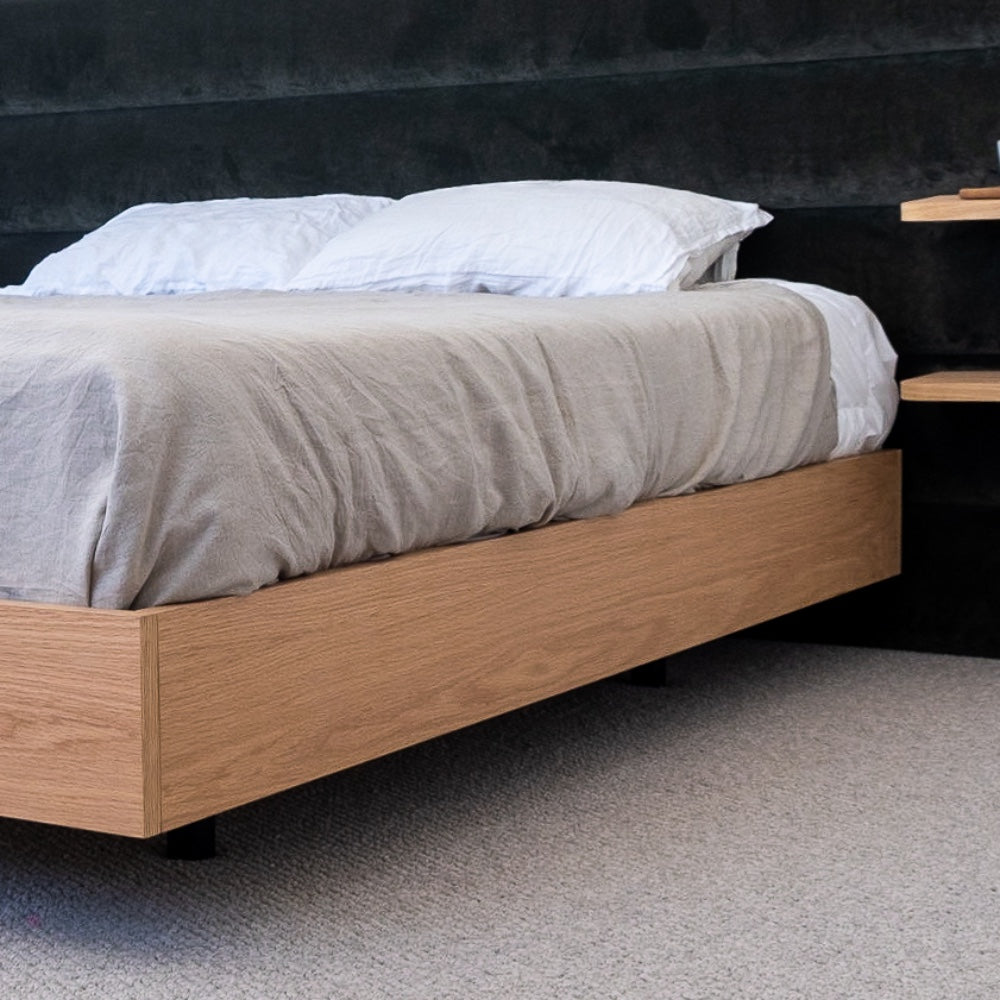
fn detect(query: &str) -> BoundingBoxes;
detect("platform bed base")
[0,451,900,843]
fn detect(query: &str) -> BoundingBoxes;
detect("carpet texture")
[2,638,998,998]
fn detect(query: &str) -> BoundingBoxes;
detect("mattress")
[0,279,895,609]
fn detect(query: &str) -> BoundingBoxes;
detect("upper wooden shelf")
[901,194,1000,222]
[900,371,1000,402]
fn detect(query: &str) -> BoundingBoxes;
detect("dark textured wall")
[4,1,1000,235]
[2,1,999,653]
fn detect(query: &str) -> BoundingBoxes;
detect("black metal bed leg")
[162,815,217,860]
[621,658,690,688]
[622,661,671,687]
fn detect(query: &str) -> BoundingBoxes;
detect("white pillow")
[286,180,771,296]
[14,194,395,296]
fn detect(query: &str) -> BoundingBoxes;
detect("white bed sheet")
[764,279,898,458]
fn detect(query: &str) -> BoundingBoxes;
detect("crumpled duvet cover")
[0,281,837,608]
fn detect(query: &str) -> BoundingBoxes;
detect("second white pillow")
[287,180,772,297]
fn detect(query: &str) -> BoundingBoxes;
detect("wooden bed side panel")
[0,605,158,837]
[153,450,900,831]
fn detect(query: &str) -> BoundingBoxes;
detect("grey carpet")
[2,638,999,999]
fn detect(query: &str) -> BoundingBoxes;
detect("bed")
[0,181,901,853]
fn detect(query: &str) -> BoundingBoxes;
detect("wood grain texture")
[0,603,156,836]
[901,371,1000,401]
[901,194,1000,222]
[139,615,162,835]
[153,451,901,830]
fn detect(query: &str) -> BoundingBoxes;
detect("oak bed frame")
[0,449,900,855]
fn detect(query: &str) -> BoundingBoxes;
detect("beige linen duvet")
[0,281,836,608]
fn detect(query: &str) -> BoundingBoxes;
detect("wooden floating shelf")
[901,194,1000,223]
[900,371,1000,402]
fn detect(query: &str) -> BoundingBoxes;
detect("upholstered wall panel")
[2,48,999,236]
[2,0,998,116]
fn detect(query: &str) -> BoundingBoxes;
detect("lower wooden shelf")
[900,371,1000,403]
